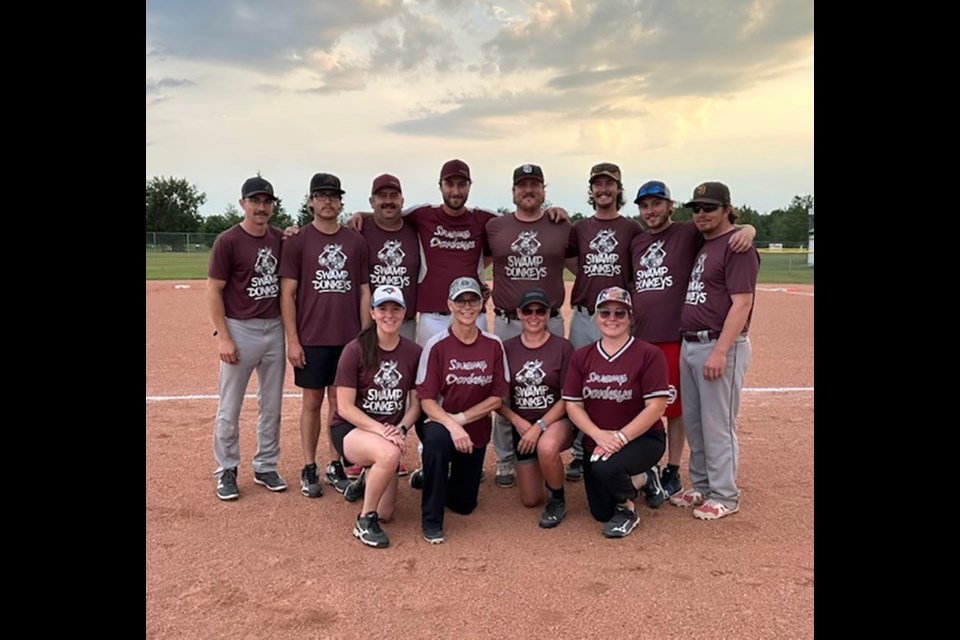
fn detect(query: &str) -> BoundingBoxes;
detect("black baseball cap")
[309,172,345,195]
[241,176,276,200]
[513,164,544,185]
[517,288,550,310]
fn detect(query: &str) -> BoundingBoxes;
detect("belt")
[574,305,595,316]
[681,330,721,343]
[495,308,561,320]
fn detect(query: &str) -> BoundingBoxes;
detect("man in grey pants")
[208,175,288,500]
[671,181,759,520]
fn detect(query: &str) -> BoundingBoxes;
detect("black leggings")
[584,432,665,522]
[417,420,486,531]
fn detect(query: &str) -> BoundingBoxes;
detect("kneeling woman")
[562,287,671,539]
[332,285,422,548]
[415,277,509,544]
[497,288,576,527]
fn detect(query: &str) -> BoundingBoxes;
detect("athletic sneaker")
[669,488,705,508]
[353,512,389,548]
[660,466,683,497]
[693,499,740,521]
[642,466,667,509]
[495,462,516,488]
[216,467,240,501]
[423,528,445,544]
[300,463,323,498]
[602,505,639,538]
[344,468,367,503]
[539,497,566,529]
[565,458,584,482]
[325,460,351,494]
[345,464,364,480]
[253,471,287,492]
[409,468,424,490]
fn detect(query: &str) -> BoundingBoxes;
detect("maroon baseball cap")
[371,173,402,195]
[440,159,471,182]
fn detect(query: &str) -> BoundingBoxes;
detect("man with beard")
[629,180,754,498]
[564,162,642,482]
[483,163,576,488]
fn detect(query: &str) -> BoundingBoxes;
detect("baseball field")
[146,280,813,638]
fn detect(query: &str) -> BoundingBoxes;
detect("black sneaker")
[300,463,323,498]
[325,460,351,494]
[216,467,240,501]
[409,468,424,490]
[603,505,639,538]
[642,465,667,509]
[565,458,584,482]
[423,528,445,544]
[660,466,682,497]
[353,512,389,548]
[253,471,287,492]
[539,497,566,529]
[495,462,516,488]
[344,468,367,503]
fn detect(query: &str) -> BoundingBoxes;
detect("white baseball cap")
[371,285,406,308]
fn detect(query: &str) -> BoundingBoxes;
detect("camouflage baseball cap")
[595,286,632,309]
[448,276,482,300]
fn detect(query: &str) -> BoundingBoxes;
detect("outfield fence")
[146,232,217,252]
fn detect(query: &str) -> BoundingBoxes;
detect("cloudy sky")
[146,0,813,218]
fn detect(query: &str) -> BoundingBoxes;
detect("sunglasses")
[597,308,629,319]
[690,204,721,214]
[520,306,548,317]
[637,183,667,198]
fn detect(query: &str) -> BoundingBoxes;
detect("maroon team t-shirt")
[485,214,576,312]
[279,224,369,346]
[503,333,575,422]
[570,216,641,310]
[361,221,420,322]
[404,205,496,313]
[680,233,760,335]
[332,337,422,426]
[207,224,282,320]
[630,220,702,343]
[562,337,670,455]
[416,328,510,447]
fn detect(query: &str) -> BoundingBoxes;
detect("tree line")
[147,176,813,245]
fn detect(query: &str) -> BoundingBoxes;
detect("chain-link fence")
[146,232,217,252]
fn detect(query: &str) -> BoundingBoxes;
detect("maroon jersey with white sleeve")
[278,224,369,346]
[503,333,575,422]
[361,221,420,322]
[332,337,422,426]
[681,233,760,335]
[416,328,510,447]
[630,220,702,342]
[562,337,670,455]
[403,205,496,313]
[485,214,576,311]
[207,224,282,320]
[570,216,641,310]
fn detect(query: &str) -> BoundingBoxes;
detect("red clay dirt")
[147,281,813,639]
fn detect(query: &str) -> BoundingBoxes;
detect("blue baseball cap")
[634,180,672,204]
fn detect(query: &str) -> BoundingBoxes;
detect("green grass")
[147,250,813,284]
[146,252,211,280]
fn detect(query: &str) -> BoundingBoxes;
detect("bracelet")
[615,431,628,444]
[537,419,547,432]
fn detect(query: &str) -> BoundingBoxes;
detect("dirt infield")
[146,282,813,639]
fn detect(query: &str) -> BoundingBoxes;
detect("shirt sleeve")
[640,347,671,401]
[279,234,302,280]
[333,341,360,388]
[725,248,760,294]
[415,338,441,400]
[207,231,231,280]
[490,340,510,398]
[562,348,585,402]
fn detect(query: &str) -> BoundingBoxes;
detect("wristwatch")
[399,424,408,436]
[537,419,547,432]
